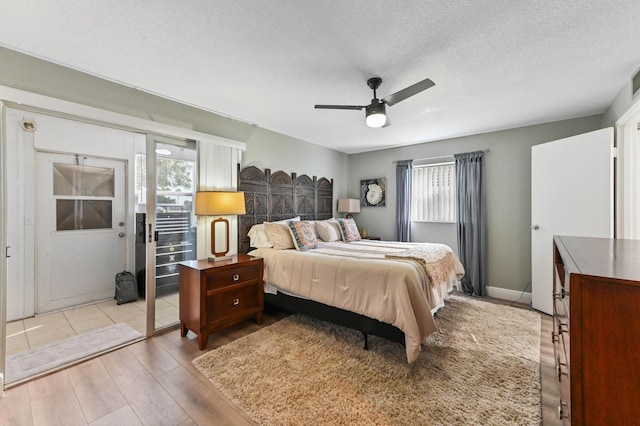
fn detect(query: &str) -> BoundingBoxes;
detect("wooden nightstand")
[179,254,264,350]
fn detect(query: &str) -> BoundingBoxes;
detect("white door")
[36,152,127,313]
[531,128,614,314]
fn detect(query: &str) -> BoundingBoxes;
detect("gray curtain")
[454,151,486,296]
[395,160,413,242]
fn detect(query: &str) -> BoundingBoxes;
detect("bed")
[238,166,464,363]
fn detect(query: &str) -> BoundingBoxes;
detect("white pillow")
[315,219,342,242]
[247,216,301,248]
[248,224,273,248]
[264,222,295,249]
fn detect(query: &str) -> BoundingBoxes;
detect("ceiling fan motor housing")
[366,99,385,115]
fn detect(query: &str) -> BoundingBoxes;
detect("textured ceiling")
[1,1,640,154]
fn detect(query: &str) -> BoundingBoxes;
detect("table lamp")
[195,191,246,261]
[337,198,361,219]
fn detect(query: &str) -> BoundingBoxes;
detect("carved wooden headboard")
[237,166,333,254]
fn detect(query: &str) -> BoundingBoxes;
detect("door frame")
[1,101,7,393]
[4,109,141,319]
[144,136,157,336]
[615,98,640,240]
[144,135,198,336]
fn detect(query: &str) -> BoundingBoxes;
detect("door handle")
[147,224,159,243]
[118,232,125,238]
[531,225,540,230]
[5,246,10,258]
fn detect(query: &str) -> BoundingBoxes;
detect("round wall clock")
[360,178,386,207]
[366,183,383,205]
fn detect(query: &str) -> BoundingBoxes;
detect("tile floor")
[5,292,180,358]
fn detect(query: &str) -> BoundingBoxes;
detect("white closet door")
[531,128,614,314]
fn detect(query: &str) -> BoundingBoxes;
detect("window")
[411,162,456,223]
[53,163,115,230]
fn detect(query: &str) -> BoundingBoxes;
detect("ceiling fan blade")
[314,104,365,110]
[382,78,435,106]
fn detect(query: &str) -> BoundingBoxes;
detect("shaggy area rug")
[6,322,142,383]
[193,295,541,426]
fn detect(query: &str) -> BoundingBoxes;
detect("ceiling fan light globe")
[366,112,387,127]
[365,101,386,128]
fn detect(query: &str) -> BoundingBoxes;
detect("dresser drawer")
[206,264,260,291]
[206,283,261,322]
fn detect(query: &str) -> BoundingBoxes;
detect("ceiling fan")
[314,77,435,128]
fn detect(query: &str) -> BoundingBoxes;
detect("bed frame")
[238,166,405,348]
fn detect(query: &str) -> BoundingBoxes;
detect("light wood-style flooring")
[0,301,560,425]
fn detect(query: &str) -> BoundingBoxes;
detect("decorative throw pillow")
[247,224,273,248]
[315,219,342,242]
[337,217,361,242]
[263,222,295,250]
[287,220,318,251]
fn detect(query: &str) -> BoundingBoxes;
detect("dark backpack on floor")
[115,271,138,305]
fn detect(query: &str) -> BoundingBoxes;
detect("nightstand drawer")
[206,264,260,291]
[206,283,260,321]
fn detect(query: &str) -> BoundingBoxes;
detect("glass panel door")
[136,136,197,334]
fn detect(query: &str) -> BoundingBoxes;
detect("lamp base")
[208,255,233,262]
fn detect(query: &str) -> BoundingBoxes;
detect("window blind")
[411,163,456,222]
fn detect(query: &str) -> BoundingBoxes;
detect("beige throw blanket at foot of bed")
[385,243,464,295]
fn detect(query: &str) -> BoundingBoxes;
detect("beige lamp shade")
[195,191,246,216]
[195,191,246,261]
[337,198,361,214]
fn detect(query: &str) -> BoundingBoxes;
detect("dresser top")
[555,235,640,283]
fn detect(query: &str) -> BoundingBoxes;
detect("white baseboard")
[485,285,532,306]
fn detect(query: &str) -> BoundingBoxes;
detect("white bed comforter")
[250,240,465,363]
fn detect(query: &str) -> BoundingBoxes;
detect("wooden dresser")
[179,254,264,350]
[552,236,640,425]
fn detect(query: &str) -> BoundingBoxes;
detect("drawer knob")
[233,274,240,282]
[233,298,239,306]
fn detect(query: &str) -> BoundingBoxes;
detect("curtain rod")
[392,149,489,164]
